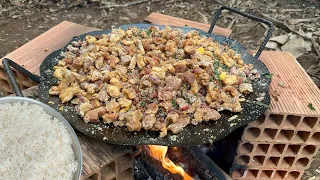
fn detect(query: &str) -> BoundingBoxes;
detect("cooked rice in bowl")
[0,101,78,179]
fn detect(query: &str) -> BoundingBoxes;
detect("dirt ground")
[0,0,320,179]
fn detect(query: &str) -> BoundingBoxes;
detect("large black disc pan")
[38,7,273,146]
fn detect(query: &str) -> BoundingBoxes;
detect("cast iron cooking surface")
[39,24,271,146]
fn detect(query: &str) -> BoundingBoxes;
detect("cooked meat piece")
[176,98,189,111]
[97,89,110,102]
[106,84,121,97]
[223,86,238,97]
[123,88,137,100]
[239,83,253,94]
[165,76,182,90]
[146,103,159,114]
[142,114,156,130]
[90,99,101,109]
[77,103,93,117]
[49,86,60,95]
[84,109,99,123]
[96,107,107,117]
[106,101,120,113]
[120,55,131,65]
[166,112,179,123]
[203,109,221,121]
[168,116,190,134]
[158,88,177,101]
[59,87,75,103]
[110,78,122,89]
[102,113,118,123]
[118,98,132,109]
[174,63,187,73]
[180,72,195,84]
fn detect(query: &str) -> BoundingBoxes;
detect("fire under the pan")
[134,145,228,180]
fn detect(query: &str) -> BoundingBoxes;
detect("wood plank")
[144,12,232,37]
[250,51,320,116]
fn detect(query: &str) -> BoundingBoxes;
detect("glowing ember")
[147,145,192,180]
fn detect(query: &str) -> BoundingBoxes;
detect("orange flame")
[147,145,192,180]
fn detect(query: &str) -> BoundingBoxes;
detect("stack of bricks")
[231,51,320,180]
[78,134,133,180]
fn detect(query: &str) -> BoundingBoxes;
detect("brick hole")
[236,155,249,165]
[268,114,284,126]
[0,67,8,80]
[276,129,294,141]
[285,115,301,128]
[259,170,273,179]
[231,169,245,179]
[287,171,300,180]
[252,156,265,166]
[280,157,295,168]
[273,170,287,179]
[101,163,116,180]
[245,127,261,140]
[118,168,133,180]
[255,144,270,154]
[109,161,116,173]
[251,114,266,126]
[0,79,12,93]
[266,156,280,167]
[286,145,301,155]
[116,153,132,172]
[263,128,277,140]
[310,132,320,144]
[301,145,316,155]
[271,144,285,155]
[301,117,318,129]
[246,169,259,178]
[239,142,254,154]
[296,131,310,142]
[89,173,100,180]
[295,158,309,168]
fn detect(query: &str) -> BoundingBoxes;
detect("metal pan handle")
[2,58,40,97]
[208,6,274,59]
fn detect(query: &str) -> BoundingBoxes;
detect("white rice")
[0,102,78,180]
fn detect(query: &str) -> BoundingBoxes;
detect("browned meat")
[51,26,259,137]
[158,88,177,101]
[84,109,99,123]
[203,109,221,121]
[165,76,182,90]
[142,114,156,130]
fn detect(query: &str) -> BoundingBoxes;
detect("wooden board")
[144,12,232,37]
